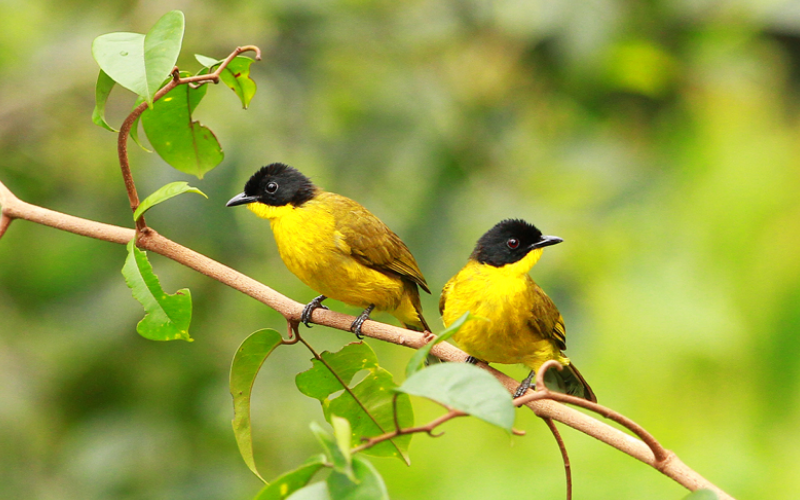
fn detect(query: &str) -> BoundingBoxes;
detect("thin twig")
[0,181,734,500]
[543,417,572,500]
[116,45,261,233]
[351,408,466,454]
[0,212,12,241]
[515,361,669,464]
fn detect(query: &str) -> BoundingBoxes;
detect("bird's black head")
[226,163,316,208]
[471,219,563,267]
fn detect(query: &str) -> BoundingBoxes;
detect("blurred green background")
[2,1,799,499]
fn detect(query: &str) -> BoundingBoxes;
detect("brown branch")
[515,360,669,463]
[0,211,12,241]
[0,180,734,500]
[351,408,466,454]
[543,417,572,500]
[116,45,261,233]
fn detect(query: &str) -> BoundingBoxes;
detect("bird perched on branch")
[227,163,430,338]
[439,219,595,401]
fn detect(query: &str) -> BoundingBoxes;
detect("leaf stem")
[294,331,407,461]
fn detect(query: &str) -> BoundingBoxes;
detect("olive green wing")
[529,285,567,351]
[331,194,430,293]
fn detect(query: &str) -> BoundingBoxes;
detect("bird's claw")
[350,304,375,340]
[301,295,328,328]
[465,356,484,365]
[513,370,536,398]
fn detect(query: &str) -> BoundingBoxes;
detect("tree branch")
[351,407,466,454]
[542,417,572,500]
[116,45,262,233]
[0,179,734,500]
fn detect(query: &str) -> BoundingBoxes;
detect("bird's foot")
[422,331,437,343]
[465,356,486,365]
[350,304,375,339]
[301,295,328,328]
[513,370,536,398]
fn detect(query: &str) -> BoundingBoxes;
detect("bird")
[226,163,431,338]
[439,219,595,401]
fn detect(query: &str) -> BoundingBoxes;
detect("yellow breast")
[442,258,566,370]
[247,194,406,311]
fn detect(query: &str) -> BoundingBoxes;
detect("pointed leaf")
[134,181,207,221]
[140,71,223,178]
[230,328,284,484]
[92,10,184,104]
[286,483,330,500]
[296,343,378,401]
[195,54,220,68]
[327,456,389,500]
[397,363,515,431]
[194,54,258,108]
[253,455,326,500]
[92,70,118,132]
[406,311,473,378]
[219,56,257,109]
[121,239,192,341]
[296,343,413,463]
[310,422,354,481]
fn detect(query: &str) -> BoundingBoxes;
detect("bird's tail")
[544,361,597,403]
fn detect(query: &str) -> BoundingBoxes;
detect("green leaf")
[92,70,118,132]
[140,71,223,178]
[682,490,719,500]
[92,10,185,104]
[406,311,473,378]
[230,328,284,484]
[129,95,152,152]
[134,181,207,221]
[195,54,258,108]
[397,363,515,431]
[296,343,414,463]
[285,482,330,500]
[310,421,354,481]
[331,416,353,474]
[121,239,192,341]
[195,54,220,68]
[327,456,389,500]
[219,56,257,108]
[253,455,325,500]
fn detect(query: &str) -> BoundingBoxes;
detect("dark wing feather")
[331,193,430,293]
[529,284,567,350]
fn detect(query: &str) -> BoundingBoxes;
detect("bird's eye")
[266,182,279,194]
[507,238,519,249]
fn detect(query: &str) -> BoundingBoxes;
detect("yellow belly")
[442,262,568,371]
[250,199,417,323]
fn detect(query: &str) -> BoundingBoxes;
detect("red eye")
[507,238,519,249]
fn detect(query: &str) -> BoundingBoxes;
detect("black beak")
[226,193,259,207]
[529,235,563,250]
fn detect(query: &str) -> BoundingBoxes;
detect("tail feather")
[543,362,596,403]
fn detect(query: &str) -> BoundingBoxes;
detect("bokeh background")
[2,1,800,499]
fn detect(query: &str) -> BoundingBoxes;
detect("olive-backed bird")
[439,219,595,401]
[227,163,431,338]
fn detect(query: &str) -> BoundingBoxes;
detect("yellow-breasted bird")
[227,163,431,338]
[439,219,596,401]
